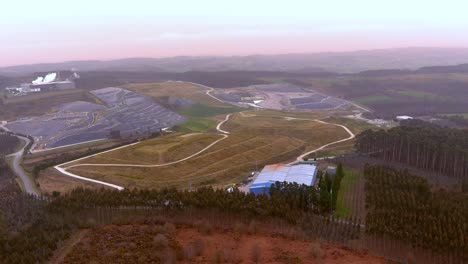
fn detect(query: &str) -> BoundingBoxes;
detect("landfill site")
[5,87,185,150]
[210,83,349,110]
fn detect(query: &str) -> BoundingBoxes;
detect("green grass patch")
[354,95,393,104]
[179,103,242,118]
[397,90,435,98]
[335,169,361,219]
[174,118,217,133]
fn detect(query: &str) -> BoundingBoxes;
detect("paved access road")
[6,136,40,196]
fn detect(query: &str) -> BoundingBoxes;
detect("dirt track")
[53,83,356,190]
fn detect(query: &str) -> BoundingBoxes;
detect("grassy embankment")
[334,169,365,219]
[65,114,348,190]
[126,82,242,133]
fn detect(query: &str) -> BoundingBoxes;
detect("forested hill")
[355,124,468,180]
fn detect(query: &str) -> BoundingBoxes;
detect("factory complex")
[249,163,318,195]
[5,72,78,95]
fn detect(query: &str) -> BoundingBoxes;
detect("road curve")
[235,114,356,163]
[6,136,40,195]
[55,114,232,190]
[294,119,355,162]
[54,82,357,190]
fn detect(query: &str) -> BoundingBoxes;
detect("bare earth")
[58,225,385,264]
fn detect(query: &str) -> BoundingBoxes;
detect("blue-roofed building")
[249,163,318,196]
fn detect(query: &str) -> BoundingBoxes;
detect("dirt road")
[6,136,40,195]
[54,114,232,190]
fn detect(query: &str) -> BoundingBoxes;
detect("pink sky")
[1,0,468,67]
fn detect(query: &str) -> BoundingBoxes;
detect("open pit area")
[211,83,350,111]
[5,87,185,150]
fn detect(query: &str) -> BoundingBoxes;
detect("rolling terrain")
[3,47,468,74]
[53,112,349,190]
[0,89,100,121]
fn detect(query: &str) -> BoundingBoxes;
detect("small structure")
[249,163,317,196]
[396,115,413,121]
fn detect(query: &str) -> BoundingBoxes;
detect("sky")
[1,0,468,67]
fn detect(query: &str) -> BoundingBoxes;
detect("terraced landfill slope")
[5,87,185,149]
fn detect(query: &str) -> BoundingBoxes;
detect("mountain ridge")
[2,47,468,75]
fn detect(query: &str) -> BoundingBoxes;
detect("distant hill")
[416,63,468,74]
[2,47,468,74]
[74,70,332,89]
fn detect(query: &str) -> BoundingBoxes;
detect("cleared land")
[63,113,349,190]
[58,225,384,264]
[126,82,242,133]
[125,81,228,107]
[0,89,98,121]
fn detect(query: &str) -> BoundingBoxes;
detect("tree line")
[355,123,468,181]
[364,165,467,259]
[1,176,359,263]
[0,133,20,156]
[49,182,326,221]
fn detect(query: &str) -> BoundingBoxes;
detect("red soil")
[177,228,385,263]
[59,225,386,263]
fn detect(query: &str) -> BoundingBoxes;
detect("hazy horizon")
[2,0,468,67]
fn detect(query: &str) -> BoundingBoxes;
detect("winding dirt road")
[6,135,40,195]
[54,114,232,190]
[54,83,356,190]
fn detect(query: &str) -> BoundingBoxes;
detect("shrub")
[233,222,245,240]
[248,220,258,235]
[197,221,213,235]
[308,242,324,259]
[163,222,176,235]
[153,234,169,249]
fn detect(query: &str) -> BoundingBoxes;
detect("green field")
[64,113,350,190]
[174,118,217,133]
[397,90,434,98]
[126,82,241,134]
[179,103,241,118]
[335,169,365,219]
[125,82,228,108]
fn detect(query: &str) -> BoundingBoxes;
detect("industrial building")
[30,80,75,91]
[249,163,318,196]
[396,115,413,121]
[5,72,78,95]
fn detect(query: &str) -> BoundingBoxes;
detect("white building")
[396,115,413,121]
